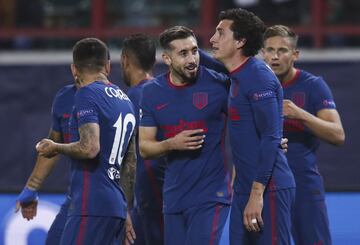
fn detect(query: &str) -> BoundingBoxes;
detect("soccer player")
[16,82,76,245]
[121,33,165,245]
[35,37,137,244]
[210,9,296,244]
[262,25,345,245]
[139,26,232,245]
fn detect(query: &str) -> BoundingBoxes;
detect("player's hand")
[15,187,39,221]
[36,138,58,158]
[243,189,264,232]
[168,129,205,151]
[280,137,288,153]
[123,212,136,245]
[283,99,303,119]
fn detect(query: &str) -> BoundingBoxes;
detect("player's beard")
[121,68,131,87]
[171,64,198,84]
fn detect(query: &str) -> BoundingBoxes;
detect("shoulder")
[199,66,229,91]
[55,83,76,99]
[242,58,280,89]
[300,70,329,90]
[201,66,228,82]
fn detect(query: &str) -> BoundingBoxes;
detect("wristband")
[17,187,38,203]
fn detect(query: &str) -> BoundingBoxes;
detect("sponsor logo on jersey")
[193,92,208,110]
[161,119,208,138]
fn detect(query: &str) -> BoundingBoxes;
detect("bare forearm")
[139,138,172,159]
[26,155,59,190]
[250,181,265,198]
[299,110,345,145]
[56,123,100,159]
[55,141,98,159]
[119,136,137,210]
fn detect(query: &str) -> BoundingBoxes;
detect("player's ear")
[70,63,77,79]
[236,38,246,49]
[293,49,300,61]
[162,52,171,66]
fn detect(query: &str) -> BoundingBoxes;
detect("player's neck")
[279,67,297,85]
[223,53,249,73]
[78,72,109,87]
[130,69,153,87]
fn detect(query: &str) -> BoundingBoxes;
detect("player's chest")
[153,88,224,124]
[284,87,312,112]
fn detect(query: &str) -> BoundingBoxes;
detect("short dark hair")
[122,33,156,71]
[219,8,266,56]
[72,37,109,72]
[263,25,298,49]
[159,26,196,50]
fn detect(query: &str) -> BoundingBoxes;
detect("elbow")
[139,141,150,159]
[333,132,345,146]
[139,147,151,159]
[84,143,100,159]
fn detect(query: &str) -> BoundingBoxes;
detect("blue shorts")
[131,206,164,245]
[59,216,125,245]
[292,192,331,245]
[46,196,71,245]
[164,202,230,245]
[230,188,295,245]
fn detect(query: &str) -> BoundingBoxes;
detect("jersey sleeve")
[74,87,99,126]
[51,97,61,132]
[248,80,282,187]
[51,90,64,133]
[139,85,157,127]
[310,77,336,112]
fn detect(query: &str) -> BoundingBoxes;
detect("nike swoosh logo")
[156,103,169,110]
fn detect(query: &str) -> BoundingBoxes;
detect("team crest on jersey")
[291,92,305,108]
[193,92,208,110]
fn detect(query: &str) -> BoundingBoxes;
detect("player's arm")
[119,133,137,210]
[139,126,205,159]
[16,129,62,220]
[36,123,100,159]
[119,134,137,245]
[283,100,345,145]
[244,94,282,232]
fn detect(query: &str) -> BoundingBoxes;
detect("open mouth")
[270,63,280,69]
[185,64,197,71]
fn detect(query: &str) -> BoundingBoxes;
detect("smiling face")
[262,36,299,82]
[162,36,200,85]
